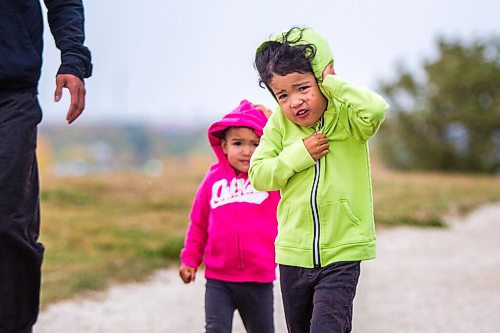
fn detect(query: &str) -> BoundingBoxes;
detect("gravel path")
[35,203,500,333]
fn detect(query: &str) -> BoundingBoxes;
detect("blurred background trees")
[39,35,500,175]
[377,36,500,173]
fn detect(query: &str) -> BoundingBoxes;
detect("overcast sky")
[37,0,500,126]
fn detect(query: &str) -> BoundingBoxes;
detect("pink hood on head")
[208,100,268,164]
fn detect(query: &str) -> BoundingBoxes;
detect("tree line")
[376,35,500,174]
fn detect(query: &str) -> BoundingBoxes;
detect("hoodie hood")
[208,100,268,166]
[256,27,334,84]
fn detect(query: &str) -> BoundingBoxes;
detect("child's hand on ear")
[179,265,196,284]
[252,103,273,119]
[303,132,329,161]
[322,64,335,81]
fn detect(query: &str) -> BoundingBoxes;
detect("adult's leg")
[310,261,361,333]
[204,279,236,333]
[234,282,274,333]
[279,265,315,333]
[0,91,43,333]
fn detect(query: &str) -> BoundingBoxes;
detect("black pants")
[279,261,361,333]
[205,279,275,333]
[0,91,43,333]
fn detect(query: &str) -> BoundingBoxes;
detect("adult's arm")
[44,0,92,123]
[43,0,92,79]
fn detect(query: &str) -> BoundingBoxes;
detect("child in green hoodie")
[249,27,388,333]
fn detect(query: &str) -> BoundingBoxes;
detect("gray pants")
[205,278,275,333]
[0,91,43,333]
[279,261,361,333]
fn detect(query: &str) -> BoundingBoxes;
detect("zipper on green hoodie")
[310,116,324,267]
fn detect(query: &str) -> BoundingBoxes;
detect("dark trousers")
[0,91,43,333]
[279,261,361,333]
[205,278,275,333]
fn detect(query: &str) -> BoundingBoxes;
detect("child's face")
[269,71,327,127]
[221,127,260,173]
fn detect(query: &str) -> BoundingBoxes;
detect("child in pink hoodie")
[179,100,280,333]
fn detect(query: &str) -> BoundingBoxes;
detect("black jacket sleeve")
[43,0,93,79]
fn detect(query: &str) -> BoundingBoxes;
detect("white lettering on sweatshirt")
[210,177,269,208]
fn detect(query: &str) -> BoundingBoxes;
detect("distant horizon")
[39,115,212,130]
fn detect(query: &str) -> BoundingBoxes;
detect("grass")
[39,155,208,306]
[373,169,500,227]
[38,154,500,307]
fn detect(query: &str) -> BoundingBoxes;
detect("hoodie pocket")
[319,199,365,248]
[275,203,313,250]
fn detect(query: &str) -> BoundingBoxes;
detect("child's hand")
[303,132,329,161]
[179,265,196,284]
[322,63,336,81]
[252,103,273,119]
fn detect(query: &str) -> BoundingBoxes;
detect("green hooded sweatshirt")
[249,27,389,268]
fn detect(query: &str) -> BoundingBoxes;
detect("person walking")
[0,1,92,332]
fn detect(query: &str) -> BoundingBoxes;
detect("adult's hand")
[54,74,86,124]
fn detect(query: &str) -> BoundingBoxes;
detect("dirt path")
[35,203,500,333]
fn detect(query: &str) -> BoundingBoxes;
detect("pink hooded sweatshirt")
[180,100,279,283]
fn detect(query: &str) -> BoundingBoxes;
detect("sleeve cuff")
[321,74,346,97]
[58,49,93,79]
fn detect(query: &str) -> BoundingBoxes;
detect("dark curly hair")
[254,27,317,90]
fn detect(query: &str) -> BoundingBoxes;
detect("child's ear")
[221,139,228,155]
[322,63,335,81]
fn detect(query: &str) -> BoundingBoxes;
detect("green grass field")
[39,154,500,307]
